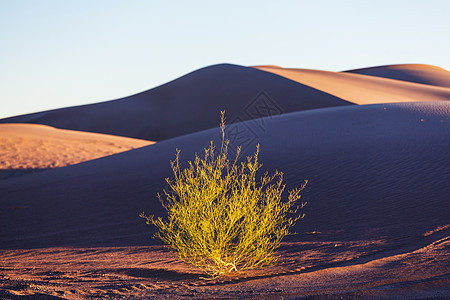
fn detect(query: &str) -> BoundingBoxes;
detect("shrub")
[141,111,307,278]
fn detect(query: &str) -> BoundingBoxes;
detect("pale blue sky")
[1,0,449,119]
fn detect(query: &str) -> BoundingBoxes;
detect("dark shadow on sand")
[0,168,52,181]
[112,267,202,281]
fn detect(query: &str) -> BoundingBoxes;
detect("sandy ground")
[1,236,448,299]
[0,64,449,299]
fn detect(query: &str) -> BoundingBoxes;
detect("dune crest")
[252,64,282,68]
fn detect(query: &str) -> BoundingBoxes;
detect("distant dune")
[0,124,153,179]
[254,64,450,104]
[0,64,350,141]
[344,64,450,87]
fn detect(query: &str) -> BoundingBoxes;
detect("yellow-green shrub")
[141,112,307,278]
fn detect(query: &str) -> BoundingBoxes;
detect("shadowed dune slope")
[254,65,450,104]
[0,64,350,141]
[0,101,448,250]
[0,123,153,180]
[344,64,450,88]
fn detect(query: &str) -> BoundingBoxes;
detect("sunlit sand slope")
[0,123,153,179]
[254,64,450,104]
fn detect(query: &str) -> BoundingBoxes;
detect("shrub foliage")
[141,112,307,278]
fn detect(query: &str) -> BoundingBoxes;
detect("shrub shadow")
[112,268,202,281]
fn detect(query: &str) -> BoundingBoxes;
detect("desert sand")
[0,64,449,299]
[0,123,153,180]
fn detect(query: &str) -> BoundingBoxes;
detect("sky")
[1,0,449,119]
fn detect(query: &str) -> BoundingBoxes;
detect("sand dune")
[0,64,350,141]
[344,63,450,87]
[0,101,448,297]
[1,102,447,248]
[254,64,450,104]
[0,123,153,180]
[0,62,449,298]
